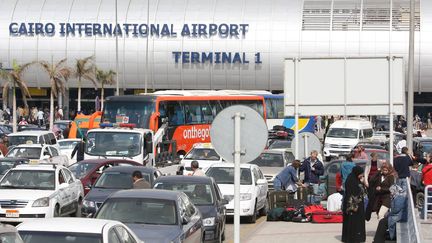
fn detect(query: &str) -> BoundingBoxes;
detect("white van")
[323,120,373,161]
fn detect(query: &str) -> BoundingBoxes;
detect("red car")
[68,159,142,195]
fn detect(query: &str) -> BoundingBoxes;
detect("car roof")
[413,137,432,142]
[74,159,140,165]
[0,157,29,162]
[208,162,254,169]
[330,120,372,128]
[109,189,181,200]
[103,165,153,173]
[262,149,286,154]
[11,144,45,148]
[155,175,214,184]
[8,131,53,136]
[17,218,119,234]
[13,164,60,171]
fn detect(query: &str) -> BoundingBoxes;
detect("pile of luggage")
[267,190,343,223]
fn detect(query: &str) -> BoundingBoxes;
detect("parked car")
[58,138,82,164]
[321,159,367,195]
[249,150,294,190]
[82,166,161,217]
[154,175,228,242]
[7,131,59,150]
[0,124,12,138]
[67,159,142,195]
[17,124,47,132]
[267,139,292,151]
[0,164,84,223]
[413,137,432,160]
[95,189,204,243]
[6,144,69,166]
[0,223,23,243]
[180,143,223,175]
[206,163,268,223]
[17,218,143,243]
[0,158,30,177]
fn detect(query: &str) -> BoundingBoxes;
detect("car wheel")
[73,198,82,217]
[247,202,257,223]
[54,204,60,217]
[417,192,424,209]
[258,199,268,216]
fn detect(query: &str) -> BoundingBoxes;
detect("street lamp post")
[407,0,415,151]
[115,0,120,96]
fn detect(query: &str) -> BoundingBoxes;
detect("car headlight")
[83,200,96,208]
[203,217,215,226]
[240,193,252,201]
[32,197,50,207]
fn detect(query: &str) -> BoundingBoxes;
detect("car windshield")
[68,163,98,179]
[94,172,150,189]
[96,198,177,225]
[8,136,38,147]
[7,148,41,159]
[327,128,358,139]
[20,231,102,243]
[0,232,23,243]
[250,153,285,167]
[103,101,155,129]
[58,141,80,150]
[206,167,252,185]
[0,161,18,175]
[154,182,214,205]
[85,132,142,158]
[185,148,220,161]
[268,140,291,149]
[421,142,432,153]
[0,170,55,190]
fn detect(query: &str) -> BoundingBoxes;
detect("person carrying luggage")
[273,160,302,192]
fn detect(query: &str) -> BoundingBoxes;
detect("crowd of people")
[0,106,65,127]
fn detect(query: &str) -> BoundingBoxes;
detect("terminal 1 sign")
[9,22,262,65]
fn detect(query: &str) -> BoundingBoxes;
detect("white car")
[0,164,84,223]
[58,139,81,165]
[206,163,268,223]
[17,218,143,243]
[180,143,223,175]
[6,144,69,166]
[7,130,60,150]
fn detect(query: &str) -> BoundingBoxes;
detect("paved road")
[224,215,379,243]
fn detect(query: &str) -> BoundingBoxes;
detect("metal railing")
[423,185,432,220]
[402,180,422,243]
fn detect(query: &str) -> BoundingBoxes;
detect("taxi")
[5,144,69,166]
[180,143,223,175]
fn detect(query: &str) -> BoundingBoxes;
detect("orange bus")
[69,112,101,138]
[101,91,266,155]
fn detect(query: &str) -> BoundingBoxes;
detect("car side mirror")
[256,179,267,185]
[221,199,229,205]
[59,183,68,189]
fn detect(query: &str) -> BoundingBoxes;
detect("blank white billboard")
[284,57,405,116]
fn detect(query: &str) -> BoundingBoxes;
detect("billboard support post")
[294,58,299,159]
[389,56,394,165]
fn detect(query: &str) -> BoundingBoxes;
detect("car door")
[63,168,80,202]
[61,168,75,210]
[252,167,266,209]
[56,169,69,214]
[180,195,202,243]
[213,182,225,235]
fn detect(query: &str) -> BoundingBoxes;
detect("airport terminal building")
[0,0,431,112]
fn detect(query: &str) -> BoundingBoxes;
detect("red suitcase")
[311,211,343,223]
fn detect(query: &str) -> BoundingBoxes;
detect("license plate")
[29,160,39,164]
[6,210,19,218]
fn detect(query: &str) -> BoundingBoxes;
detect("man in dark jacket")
[300,150,324,195]
[71,138,86,162]
[394,147,413,191]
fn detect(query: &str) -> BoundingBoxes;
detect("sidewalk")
[246,217,379,243]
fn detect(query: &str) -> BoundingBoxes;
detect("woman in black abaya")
[342,166,366,243]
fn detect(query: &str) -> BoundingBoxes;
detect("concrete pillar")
[63,89,70,120]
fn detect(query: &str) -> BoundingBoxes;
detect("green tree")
[0,60,34,132]
[96,68,116,111]
[38,58,72,130]
[74,56,96,112]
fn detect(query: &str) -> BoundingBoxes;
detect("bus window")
[160,101,185,126]
[210,100,223,116]
[273,98,284,119]
[237,100,264,118]
[184,101,203,124]
[201,102,213,123]
[265,99,275,119]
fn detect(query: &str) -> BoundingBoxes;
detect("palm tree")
[0,60,34,132]
[38,58,72,130]
[74,56,96,112]
[96,69,116,111]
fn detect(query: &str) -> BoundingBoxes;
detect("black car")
[0,158,29,176]
[413,137,432,160]
[154,176,227,243]
[95,189,204,243]
[82,166,160,217]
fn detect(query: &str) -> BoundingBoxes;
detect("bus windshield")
[85,132,142,158]
[103,101,155,128]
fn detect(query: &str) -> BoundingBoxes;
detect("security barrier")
[399,180,422,243]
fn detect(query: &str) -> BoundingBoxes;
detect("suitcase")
[268,191,294,210]
[311,211,343,223]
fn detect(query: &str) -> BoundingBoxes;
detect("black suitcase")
[268,191,294,210]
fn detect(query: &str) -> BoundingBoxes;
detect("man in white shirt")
[191,160,205,176]
[37,109,44,127]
